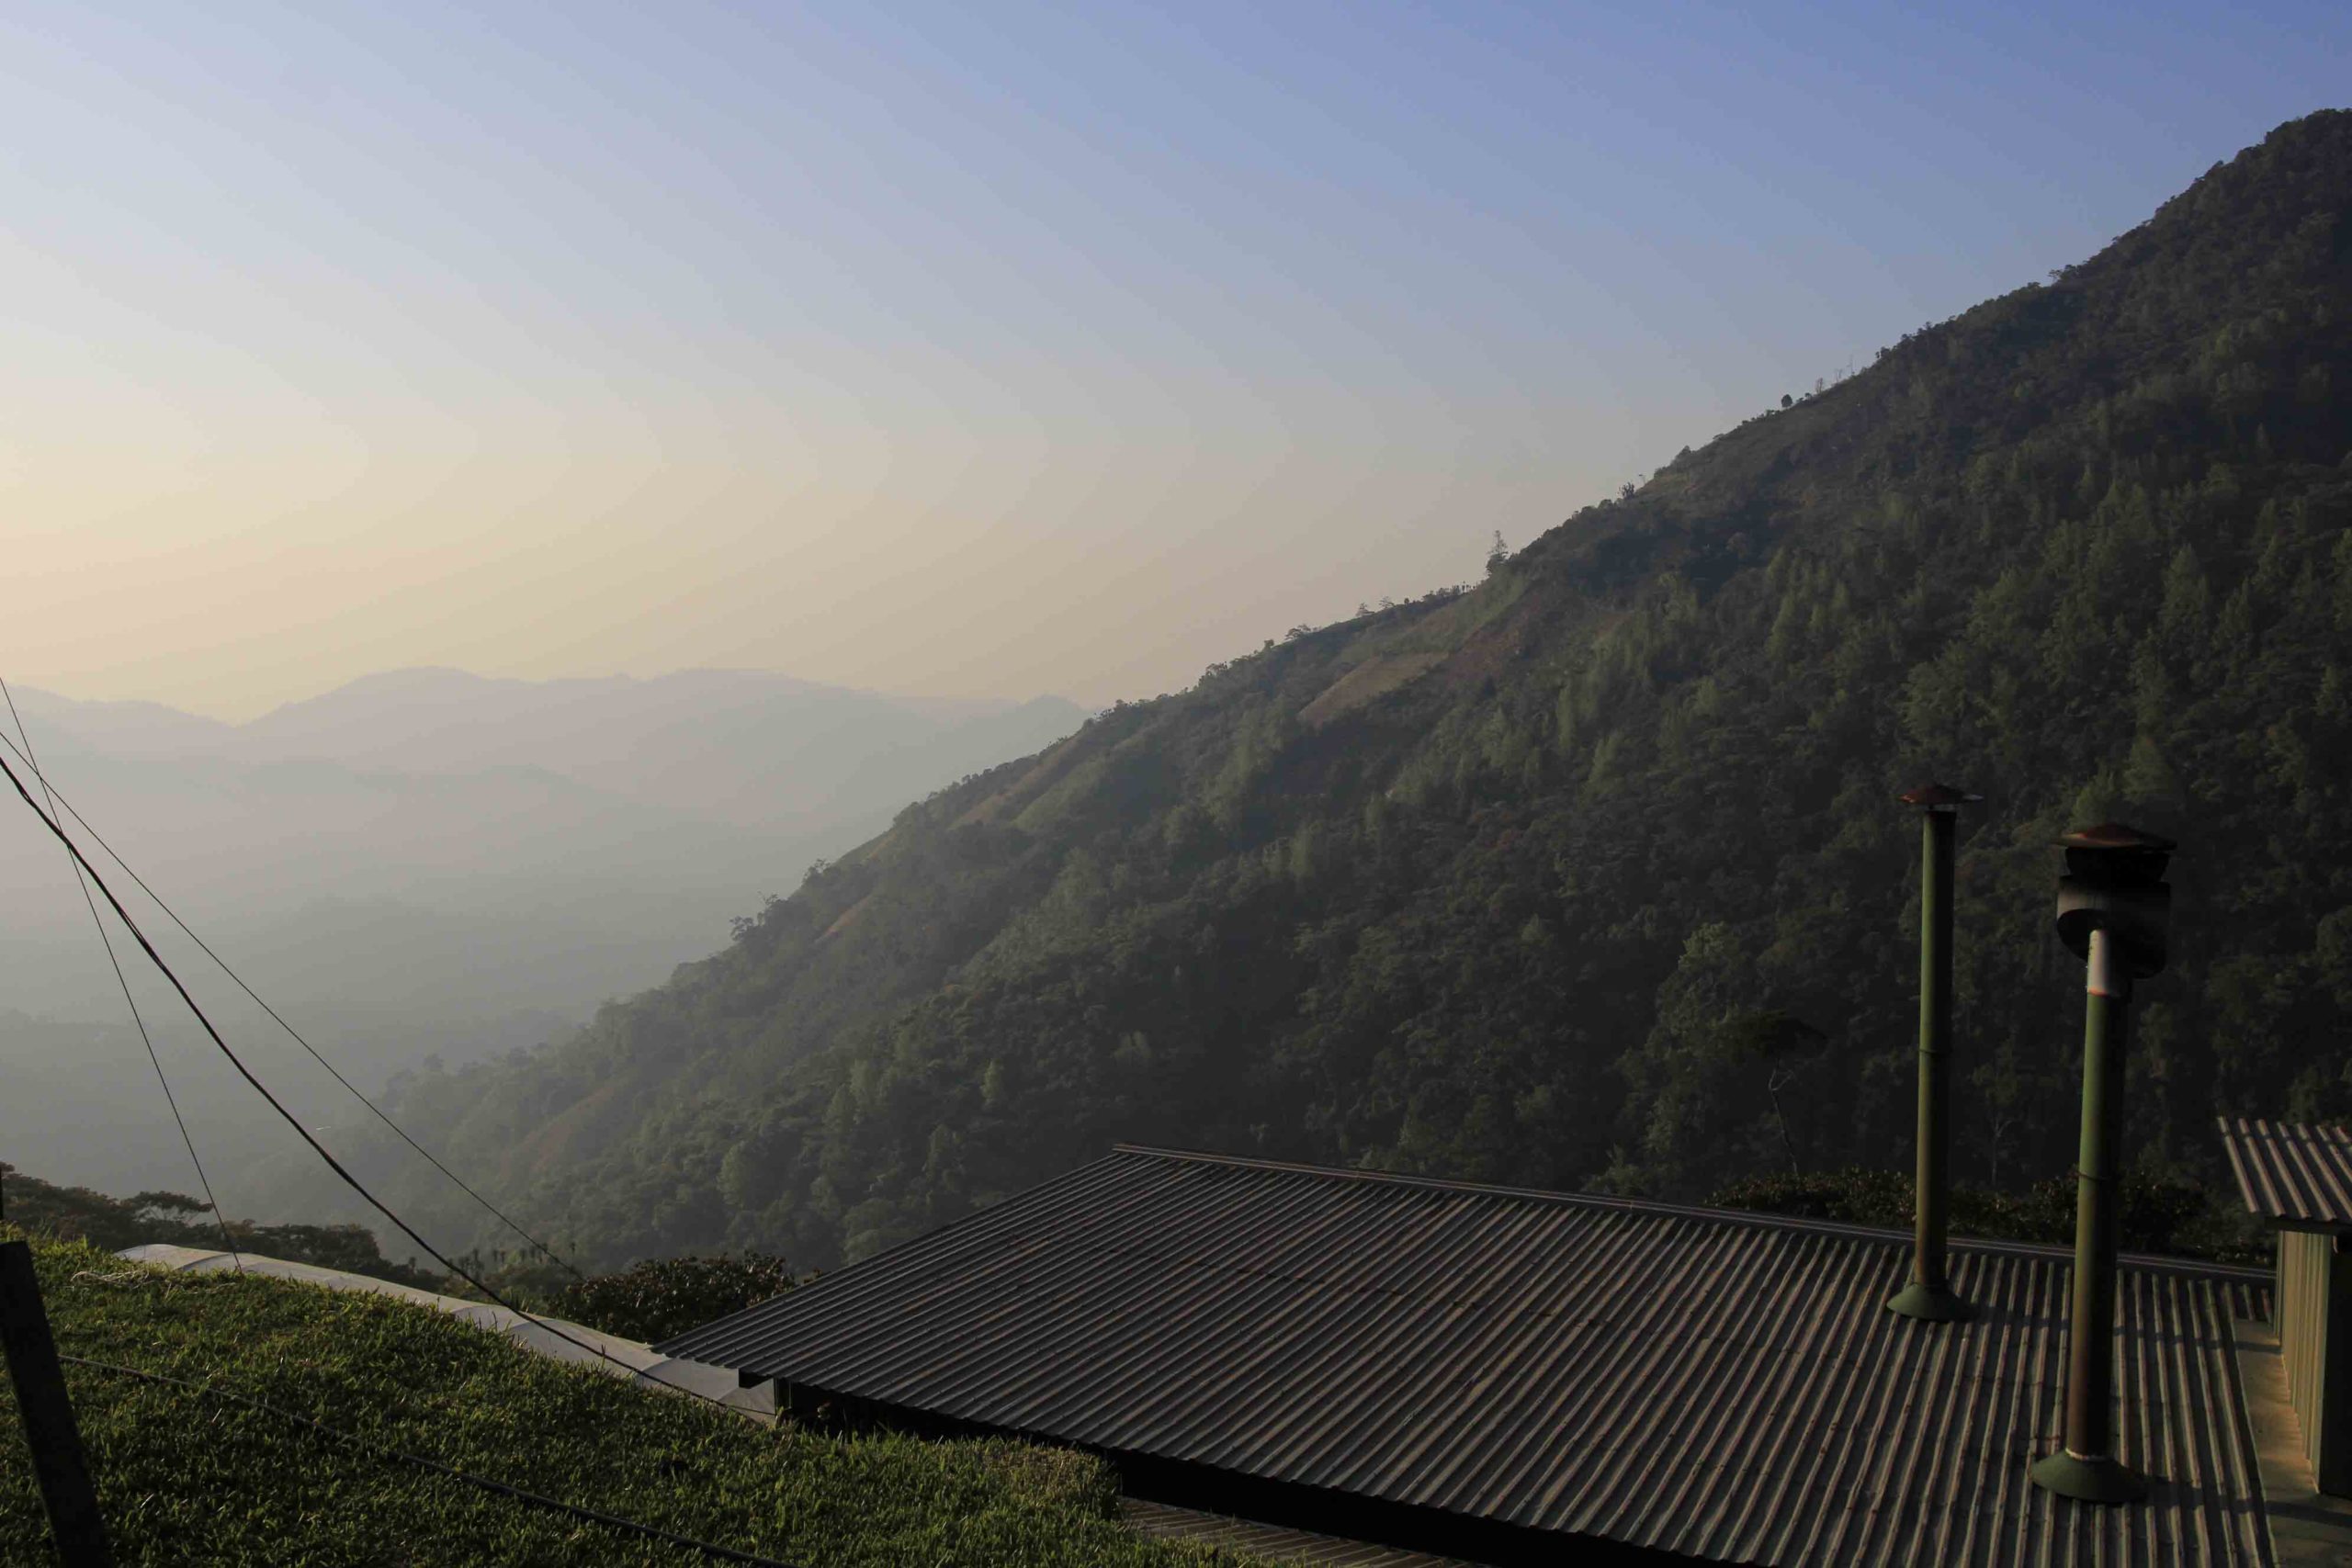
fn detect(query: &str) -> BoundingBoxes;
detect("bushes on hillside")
[552,1251,798,1344]
[0,1162,442,1289]
[1705,1166,2267,1266]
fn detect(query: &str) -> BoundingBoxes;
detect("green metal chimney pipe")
[2030,822,2174,1506]
[1887,784,1980,1325]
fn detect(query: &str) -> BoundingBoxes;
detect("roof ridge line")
[1109,1144,2271,1283]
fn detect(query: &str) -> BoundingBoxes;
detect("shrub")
[0,1162,441,1290]
[1705,1166,2267,1266]
[552,1252,798,1344]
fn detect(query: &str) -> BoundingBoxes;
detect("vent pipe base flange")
[1884,1280,1976,1323]
[2029,1449,2146,1505]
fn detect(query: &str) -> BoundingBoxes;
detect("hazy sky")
[5,3,2345,718]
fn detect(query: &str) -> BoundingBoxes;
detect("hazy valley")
[0,670,1080,1207]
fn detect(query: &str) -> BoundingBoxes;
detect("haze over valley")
[0,669,1079,1204]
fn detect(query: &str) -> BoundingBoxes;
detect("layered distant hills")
[196,114,2352,1271]
[0,671,1080,1203]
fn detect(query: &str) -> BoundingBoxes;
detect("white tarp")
[116,1245,774,1420]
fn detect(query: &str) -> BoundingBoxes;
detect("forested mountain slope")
[384,112,2352,1271]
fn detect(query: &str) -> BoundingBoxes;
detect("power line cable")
[0,722,580,1282]
[0,679,241,1269]
[58,1353,804,1567]
[0,749,728,1404]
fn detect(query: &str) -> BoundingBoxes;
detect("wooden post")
[0,1238,114,1565]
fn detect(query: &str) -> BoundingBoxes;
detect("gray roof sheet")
[2218,1117,2352,1231]
[662,1146,2278,1565]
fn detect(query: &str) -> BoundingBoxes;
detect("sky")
[4,2,2346,719]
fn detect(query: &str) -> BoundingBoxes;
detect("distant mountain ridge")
[364,110,2352,1273]
[15,670,1082,829]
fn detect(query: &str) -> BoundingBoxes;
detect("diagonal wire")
[0,677,242,1270]
[0,749,732,1406]
[0,720,581,1281]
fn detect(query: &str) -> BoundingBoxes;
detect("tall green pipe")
[2029,928,2147,1503]
[1888,789,1973,1323]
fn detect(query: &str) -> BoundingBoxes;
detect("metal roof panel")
[662,1146,2278,1564]
[2219,1118,2352,1230]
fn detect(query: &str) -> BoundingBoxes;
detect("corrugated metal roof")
[662,1146,2278,1565]
[2218,1118,2352,1231]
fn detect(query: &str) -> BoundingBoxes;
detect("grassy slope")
[0,1233,1253,1567]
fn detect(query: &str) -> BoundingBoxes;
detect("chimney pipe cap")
[2057,821,2176,895]
[1901,783,1982,809]
[2056,822,2177,853]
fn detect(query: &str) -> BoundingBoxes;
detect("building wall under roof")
[2280,1231,2329,1481]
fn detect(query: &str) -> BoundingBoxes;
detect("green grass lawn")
[1,1232,1262,1566]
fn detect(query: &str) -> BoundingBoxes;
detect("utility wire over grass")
[60,1354,797,1568]
[0,749,706,1408]
[0,681,1241,1562]
[0,754,1236,1564]
[2,1234,1231,1567]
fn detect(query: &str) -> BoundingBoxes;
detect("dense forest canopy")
[373,112,2352,1273]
